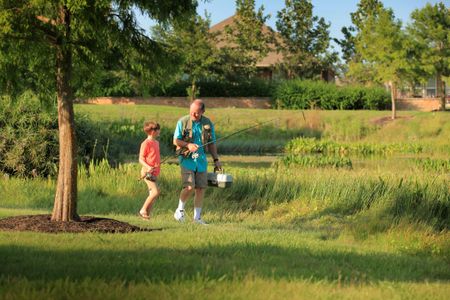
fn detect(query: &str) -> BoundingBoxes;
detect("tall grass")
[74,106,450,161]
[2,160,448,231]
[285,137,427,156]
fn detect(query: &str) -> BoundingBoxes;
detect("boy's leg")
[141,180,160,216]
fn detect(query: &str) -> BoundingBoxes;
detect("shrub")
[285,137,424,156]
[0,93,59,177]
[279,154,353,169]
[0,92,139,177]
[415,158,450,173]
[149,78,277,97]
[273,79,390,110]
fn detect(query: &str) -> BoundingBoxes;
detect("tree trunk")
[437,74,446,111]
[51,5,79,222]
[390,82,397,120]
[442,81,447,111]
[189,80,196,102]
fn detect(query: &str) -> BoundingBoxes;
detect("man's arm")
[208,143,222,170]
[173,120,198,152]
[174,138,198,152]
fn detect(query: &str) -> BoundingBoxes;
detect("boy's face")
[150,128,160,137]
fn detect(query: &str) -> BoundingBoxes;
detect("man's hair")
[143,121,160,134]
[192,99,205,112]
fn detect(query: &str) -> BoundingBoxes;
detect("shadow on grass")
[0,242,448,284]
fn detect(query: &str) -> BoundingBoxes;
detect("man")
[173,99,221,224]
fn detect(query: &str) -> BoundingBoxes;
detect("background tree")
[219,0,272,81]
[333,26,356,66]
[152,14,218,101]
[275,0,337,79]
[355,6,407,119]
[408,2,450,111]
[0,0,197,221]
[338,0,384,83]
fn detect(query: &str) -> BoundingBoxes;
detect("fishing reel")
[176,147,199,159]
[143,172,157,182]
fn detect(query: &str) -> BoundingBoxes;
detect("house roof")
[209,15,284,68]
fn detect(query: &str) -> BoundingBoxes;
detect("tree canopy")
[408,2,450,110]
[0,0,198,221]
[275,0,337,79]
[152,13,218,100]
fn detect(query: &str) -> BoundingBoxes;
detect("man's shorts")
[181,166,207,188]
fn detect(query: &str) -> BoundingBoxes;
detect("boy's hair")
[143,121,160,134]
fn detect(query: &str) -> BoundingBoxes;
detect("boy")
[138,121,161,220]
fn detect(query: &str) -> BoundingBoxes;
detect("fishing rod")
[164,118,278,162]
[140,118,278,181]
[180,118,278,158]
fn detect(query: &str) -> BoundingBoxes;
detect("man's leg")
[193,188,205,209]
[175,167,195,222]
[180,186,194,202]
[193,188,207,224]
[193,170,207,223]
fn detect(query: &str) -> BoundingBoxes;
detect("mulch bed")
[0,214,156,233]
[370,115,414,126]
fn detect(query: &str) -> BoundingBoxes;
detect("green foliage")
[408,2,450,110]
[415,158,450,173]
[151,78,276,97]
[285,138,424,156]
[0,93,59,177]
[279,154,353,169]
[74,70,137,98]
[0,93,172,177]
[218,0,272,80]
[2,163,449,231]
[73,105,449,162]
[350,0,408,122]
[275,0,338,79]
[152,13,218,100]
[344,0,386,83]
[408,3,450,77]
[273,80,390,110]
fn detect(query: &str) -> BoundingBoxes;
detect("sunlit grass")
[1,106,449,298]
[1,205,449,299]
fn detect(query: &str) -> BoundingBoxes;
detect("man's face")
[190,104,204,121]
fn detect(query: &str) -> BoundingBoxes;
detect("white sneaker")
[174,209,185,222]
[194,218,208,225]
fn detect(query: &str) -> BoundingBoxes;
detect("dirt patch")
[0,214,155,234]
[371,115,414,126]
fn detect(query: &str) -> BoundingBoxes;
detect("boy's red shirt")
[141,139,161,176]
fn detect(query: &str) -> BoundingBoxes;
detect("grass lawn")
[1,207,449,300]
[1,106,449,299]
[1,159,449,299]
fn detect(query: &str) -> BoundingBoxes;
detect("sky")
[136,0,449,54]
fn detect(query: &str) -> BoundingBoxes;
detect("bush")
[273,80,390,110]
[279,154,353,169]
[0,93,59,177]
[149,78,277,97]
[285,137,424,156]
[0,92,143,177]
[79,119,175,165]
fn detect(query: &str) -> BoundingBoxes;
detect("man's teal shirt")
[173,116,216,172]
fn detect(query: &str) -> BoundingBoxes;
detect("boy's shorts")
[181,166,207,188]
